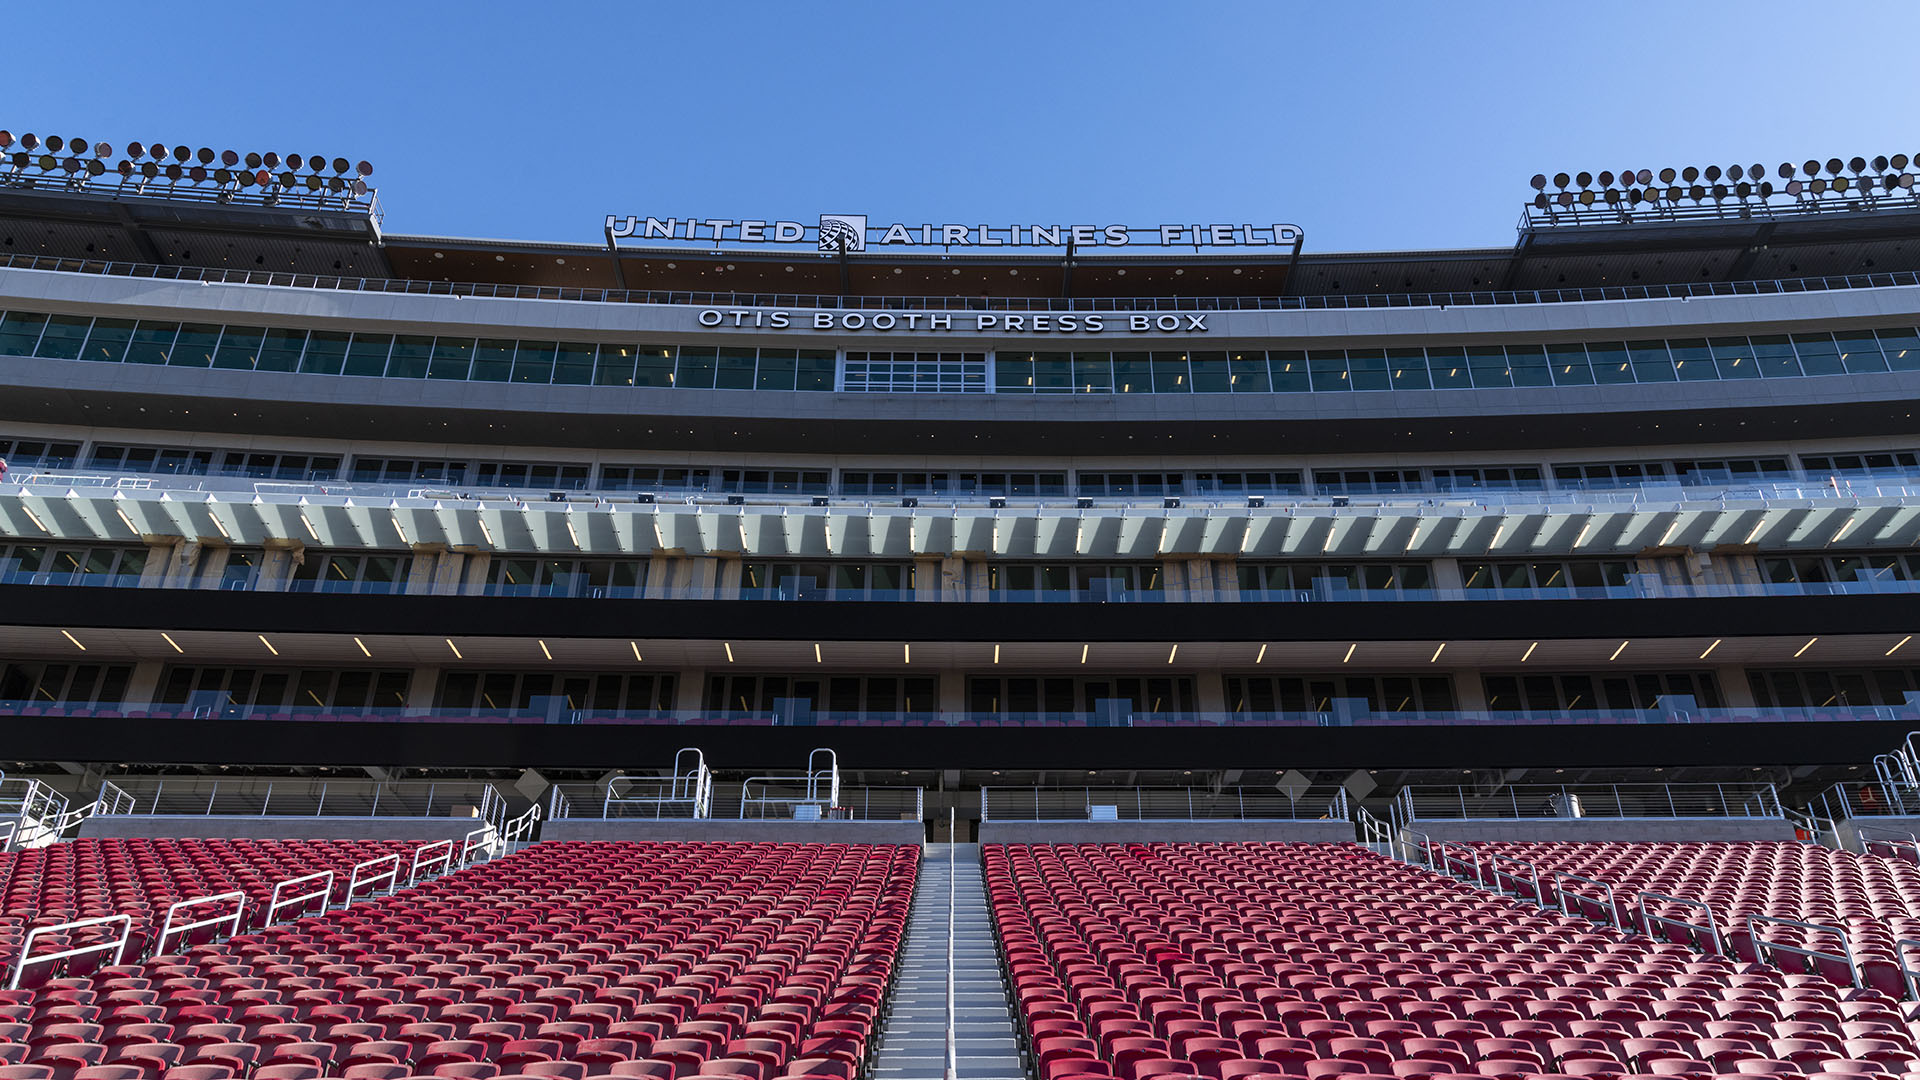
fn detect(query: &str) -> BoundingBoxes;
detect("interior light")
[724,642,735,663]
[814,643,823,663]
[1608,640,1630,661]
[539,640,554,661]
[1430,643,1446,663]
[1255,643,1268,664]
[1166,644,1179,664]
[161,632,184,654]
[446,639,463,659]
[1699,639,1722,659]
[630,641,643,662]
[993,644,1001,664]
[1521,642,1538,662]
[1080,644,1089,664]
[903,643,911,664]
[1793,637,1818,658]
[258,634,279,656]
[1888,635,1912,657]
[60,630,85,652]
[354,637,372,658]
[1342,643,1357,663]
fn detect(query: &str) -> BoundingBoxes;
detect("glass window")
[0,312,48,355]
[1188,351,1230,393]
[1707,336,1759,379]
[1228,351,1268,393]
[297,330,347,375]
[1505,344,1552,387]
[714,346,756,390]
[1667,338,1715,382]
[796,350,834,392]
[1113,352,1152,393]
[1835,330,1888,373]
[1878,328,1920,371]
[676,346,717,389]
[342,333,392,377]
[170,324,221,368]
[1307,350,1350,391]
[385,335,433,379]
[755,348,797,390]
[427,338,475,380]
[996,351,1034,393]
[592,343,636,386]
[1151,352,1190,393]
[1791,332,1843,376]
[1072,352,1113,393]
[1346,349,1389,391]
[553,342,595,385]
[1587,342,1633,384]
[80,318,135,363]
[1750,335,1799,377]
[33,315,91,360]
[511,340,556,384]
[1426,347,1470,390]
[1034,352,1071,393]
[633,346,675,388]
[1466,345,1511,388]
[1627,339,1675,382]
[471,339,514,382]
[211,325,265,370]
[1267,349,1313,390]
[1547,342,1592,385]
[123,321,180,365]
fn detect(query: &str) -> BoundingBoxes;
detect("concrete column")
[914,557,942,602]
[688,557,720,599]
[937,556,967,602]
[1194,670,1227,716]
[673,670,707,716]
[122,662,165,709]
[404,544,444,595]
[646,554,681,599]
[139,538,179,587]
[1211,557,1240,602]
[195,545,231,590]
[461,551,492,592]
[159,541,203,588]
[939,671,967,719]
[1183,559,1217,603]
[1452,673,1490,711]
[966,562,991,601]
[1715,666,1757,708]
[1162,561,1188,601]
[406,667,441,711]
[434,548,472,595]
[715,557,743,598]
[256,539,304,592]
[1430,558,1465,592]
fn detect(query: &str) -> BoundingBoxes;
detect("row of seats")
[0,841,914,1080]
[0,841,420,975]
[1456,843,1920,997]
[988,842,1920,1080]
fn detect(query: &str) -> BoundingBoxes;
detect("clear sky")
[9,1,1918,254]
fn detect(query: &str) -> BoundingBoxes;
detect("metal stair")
[874,843,1024,1080]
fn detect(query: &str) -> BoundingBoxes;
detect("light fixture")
[21,506,48,533]
[115,507,138,534]
[353,637,371,658]
[1080,644,1089,664]
[1521,641,1538,662]
[724,642,735,663]
[161,632,184,654]
[477,518,494,546]
[60,630,85,651]
[993,644,1000,664]
[814,643,823,663]
[1608,640,1630,661]
[539,640,554,661]
[1167,644,1179,664]
[258,634,279,656]
[1889,635,1913,657]
[630,641,643,662]
[1700,639,1722,659]
[446,639,463,659]
[903,643,911,664]
[1255,643,1268,664]
[1793,636,1818,658]
[1429,642,1446,663]
[1342,643,1357,663]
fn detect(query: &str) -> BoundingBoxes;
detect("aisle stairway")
[875,843,1025,1080]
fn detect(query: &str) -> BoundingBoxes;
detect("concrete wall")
[980,820,1355,844]
[78,815,487,841]
[1401,818,1798,842]
[540,819,925,844]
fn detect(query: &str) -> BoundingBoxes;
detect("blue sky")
[10,1,1918,253]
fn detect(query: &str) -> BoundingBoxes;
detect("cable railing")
[2,251,1916,312]
[100,776,521,820]
[1394,782,1783,822]
[980,785,1349,822]
[542,779,923,823]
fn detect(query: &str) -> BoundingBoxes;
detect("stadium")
[4,128,1920,1080]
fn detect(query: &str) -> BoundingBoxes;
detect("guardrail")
[100,777,522,819]
[1810,780,1920,821]
[4,250,1915,312]
[980,785,1349,822]
[1395,782,1783,821]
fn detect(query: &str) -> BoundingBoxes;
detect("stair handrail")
[266,869,335,925]
[945,806,957,1080]
[9,914,132,990]
[1857,824,1920,862]
[344,853,402,906]
[1744,913,1861,989]
[154,891,247,956]
[1637,891,1723,954]
[1551,869,1623,930]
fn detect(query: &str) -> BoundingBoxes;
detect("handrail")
[9,914,132,990]
[1551,870,1623,930]
[1637,890,1723,954]
[945,806,957,1080]
[499,803,541,853]
[1743,913,1860,988]
[266,869,334,925]
[1857,824,1920,861]
[4,250,1916,313]
[153,891,247,956]
[1436,841,1483,884]
[461,825,495,866]
[410,839,455,884]
[1486,852,1547,905]
[1894,937,1920,1003]
[344,853,401,905]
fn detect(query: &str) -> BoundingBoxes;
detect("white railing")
[266,869,335,924]
[982,785,1349,822]
[344,853,401,905]
[9,914,131,989]
[409,839,455,884]
[153,891,247,955]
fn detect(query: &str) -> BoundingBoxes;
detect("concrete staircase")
[874,843,1025,1080]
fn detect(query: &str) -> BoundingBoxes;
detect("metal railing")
[3,251,1916,312]
[1810,780,1920,821]
[1638,891,1724,954]
[99,777,521,820]
[1741,913,1861,988]
[980,785,1349,822]
[944,807,958,1080]
[1395,782,1782,822]
[0,777,69,850]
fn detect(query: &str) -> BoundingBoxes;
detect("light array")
[1527,153,1919,222]
[0,130,373,203]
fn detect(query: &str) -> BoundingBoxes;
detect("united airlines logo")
[817,214,866,252]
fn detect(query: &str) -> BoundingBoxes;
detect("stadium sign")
[695,309,1211,334]
[607,213,1301,251]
